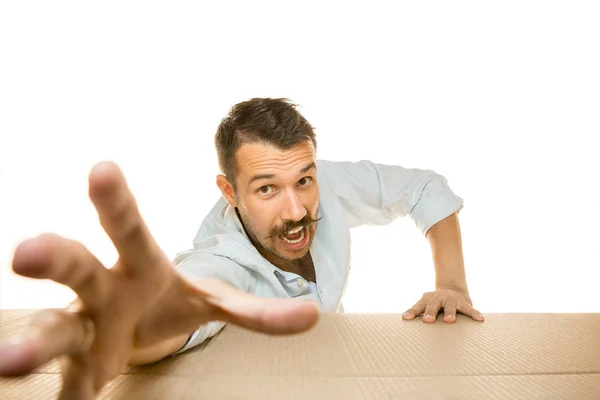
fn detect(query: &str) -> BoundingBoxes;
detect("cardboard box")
[1,310,599,399]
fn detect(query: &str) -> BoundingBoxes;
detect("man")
[0,98,483,399]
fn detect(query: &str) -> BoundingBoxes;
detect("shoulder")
[316,159,352,183]
[174,247,259,293]
[317,159,378,175]
[173,197,273,276]
[316,158,383,189]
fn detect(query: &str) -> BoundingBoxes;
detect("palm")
[0,162,319,400]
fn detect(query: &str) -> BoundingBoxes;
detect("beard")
[235,205,321,262]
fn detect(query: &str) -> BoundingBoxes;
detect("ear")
[216,174,238,207]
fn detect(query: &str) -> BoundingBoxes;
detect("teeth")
[281,227,305,244]
[287,226,303,234]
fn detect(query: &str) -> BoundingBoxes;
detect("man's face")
[228,140,320,263]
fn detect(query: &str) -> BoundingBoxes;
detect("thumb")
[194,278,320,335]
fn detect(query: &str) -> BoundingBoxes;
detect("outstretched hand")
[0,162,319,399]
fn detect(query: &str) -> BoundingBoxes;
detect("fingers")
[442,301,457,323]
[0,310,91,376]
[12,234,109,310]
[457,302,485,322]
[87,161,164,272]
[422,298,443,323]
[403,290,484,324]
[193,278,320,335]
[402,299,428,320]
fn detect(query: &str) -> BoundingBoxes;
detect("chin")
[284,247,310,259]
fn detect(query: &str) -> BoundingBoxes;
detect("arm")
[127,252,258,365]
[317,159,481,322]
[426,212,468,292]
[317,159,463,232]
[404,211,484,323]
[0,161,319,398]
[129,334,189,365]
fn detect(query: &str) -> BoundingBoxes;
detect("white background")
[1,1,599,313]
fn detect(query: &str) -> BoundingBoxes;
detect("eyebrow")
[248,162,316,186]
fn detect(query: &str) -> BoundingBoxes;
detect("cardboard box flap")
[133,313,600,377]
[1,310,599,399]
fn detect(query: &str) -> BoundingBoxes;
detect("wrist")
[436,283,472,303]
[436,281,469,294]
[435,266,468,293]
[128,334,189,366]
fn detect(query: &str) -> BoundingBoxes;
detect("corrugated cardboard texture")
[1,310,599,399]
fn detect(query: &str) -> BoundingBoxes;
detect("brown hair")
[215,98,317,189]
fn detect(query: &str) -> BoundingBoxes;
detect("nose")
[280,190,306,222]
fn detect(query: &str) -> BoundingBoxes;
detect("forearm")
[128,333,190,366]
[426,212,468,292]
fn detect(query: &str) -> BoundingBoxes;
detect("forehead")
[236,141,316,182]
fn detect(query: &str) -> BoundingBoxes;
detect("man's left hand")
[402,288,484,323]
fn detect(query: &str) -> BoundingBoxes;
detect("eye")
[298,176,312,186]
[258,185,273,195]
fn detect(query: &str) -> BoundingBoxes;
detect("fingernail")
[446,314,454,320]
[403,312,412,318]
[478,313,485,320]
[424,314,432,320]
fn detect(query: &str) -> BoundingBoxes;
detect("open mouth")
[278,226,308,249]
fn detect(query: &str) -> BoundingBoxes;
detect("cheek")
[301,187,320,213]
[242,203,277,234]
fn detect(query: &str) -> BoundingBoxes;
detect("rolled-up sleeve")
[171,250,256,354]
[318,159,464,235]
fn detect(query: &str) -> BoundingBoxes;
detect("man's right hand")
[0,161,320,400]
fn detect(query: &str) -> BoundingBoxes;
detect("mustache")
[267,214,322,239]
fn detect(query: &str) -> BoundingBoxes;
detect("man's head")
[215,98,320,264]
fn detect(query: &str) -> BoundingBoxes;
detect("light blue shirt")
[173,159,464,353]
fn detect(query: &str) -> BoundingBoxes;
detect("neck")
[260,248,310,274]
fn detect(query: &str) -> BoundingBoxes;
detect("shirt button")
[297,280,304,287]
